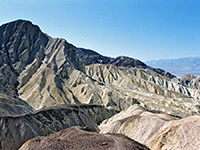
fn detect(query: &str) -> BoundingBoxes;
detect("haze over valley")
[146,57,200,77]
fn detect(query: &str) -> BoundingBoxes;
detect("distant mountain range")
[146,57,200,77]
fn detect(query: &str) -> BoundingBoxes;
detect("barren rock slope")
[99,104,200,150]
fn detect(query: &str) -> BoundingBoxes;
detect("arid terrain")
[0,20,200,150]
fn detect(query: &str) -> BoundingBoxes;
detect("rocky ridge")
[0,104,117,150]
[76,48,175,79]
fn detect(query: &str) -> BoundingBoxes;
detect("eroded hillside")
[0,20,200,118]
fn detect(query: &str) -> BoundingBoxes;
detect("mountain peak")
[0,19,36,31]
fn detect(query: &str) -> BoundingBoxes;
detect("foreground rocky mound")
[99,104,200,150]
[0,104,116,150]
[0,92,33,116]
[19,126,150,150]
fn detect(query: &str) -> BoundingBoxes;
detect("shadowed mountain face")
[0,20,84,96]
[0,20,200,117]
[0,20,48,95]
[19,126,150,150]
[76,48,147,68]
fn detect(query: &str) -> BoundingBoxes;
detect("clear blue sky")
[0,0,200,61]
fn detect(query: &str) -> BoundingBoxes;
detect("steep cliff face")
[0,20,48,95]
[99,104,200,150]
[0,104,117,150]
[19,126,150,150]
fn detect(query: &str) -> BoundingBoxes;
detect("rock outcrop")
[19,126,150,150]
[99,104,200,150]
[1,19,200,150]
[0,104,117,150]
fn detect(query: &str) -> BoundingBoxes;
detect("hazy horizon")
[1,0,200,61]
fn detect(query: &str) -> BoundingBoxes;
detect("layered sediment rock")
[19,126,150,150]
[1,19,200,150]
[99,104,200,150]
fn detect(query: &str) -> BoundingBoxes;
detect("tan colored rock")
[18,61,200,117]
[99,105,200,150]
[19,126,150,150]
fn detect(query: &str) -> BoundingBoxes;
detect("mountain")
[0,19,85,107]
[0,20,200,117]
[76,48,148,68]
[99,104,200,150]
[146,57,200,77]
